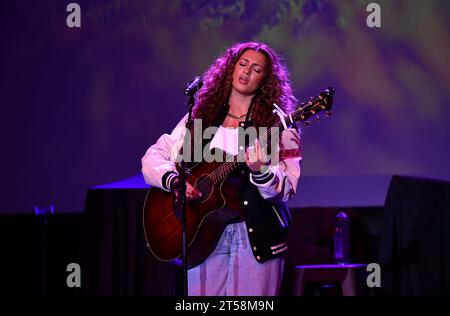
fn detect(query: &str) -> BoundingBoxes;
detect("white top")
[209,126,240,156]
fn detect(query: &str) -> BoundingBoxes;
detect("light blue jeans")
[188,221,284,296]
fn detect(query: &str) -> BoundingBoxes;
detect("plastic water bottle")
[333,208,350,264]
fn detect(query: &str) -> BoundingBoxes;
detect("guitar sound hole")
[194,175,213,201]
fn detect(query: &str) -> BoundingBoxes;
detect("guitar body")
[142,156,246,266]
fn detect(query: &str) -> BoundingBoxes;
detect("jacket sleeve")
[249,127,302,202]
[141,114,188,191]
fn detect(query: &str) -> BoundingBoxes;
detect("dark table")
[81,175,180,295]
[378,175,450,295]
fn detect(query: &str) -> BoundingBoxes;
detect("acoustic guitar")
[143,87,335,265]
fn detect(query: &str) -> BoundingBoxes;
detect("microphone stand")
[176,94,195,297]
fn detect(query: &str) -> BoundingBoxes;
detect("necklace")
[227,112,247,119]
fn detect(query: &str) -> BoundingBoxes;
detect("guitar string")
[193,98,326,192]
[194,105,305,189]
[195,98,315,188]
[194,118,282,191]
[194,104,309,191]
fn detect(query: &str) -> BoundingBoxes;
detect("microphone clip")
[184,76,203,96]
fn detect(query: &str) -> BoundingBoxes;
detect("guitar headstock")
[291,87,335,125]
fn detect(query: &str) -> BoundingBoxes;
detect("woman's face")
[231,49,267,96]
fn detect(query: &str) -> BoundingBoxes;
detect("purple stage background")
[1,0,449,213]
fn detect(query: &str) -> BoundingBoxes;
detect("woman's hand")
[245,138,270,173]
[172,177,202,201]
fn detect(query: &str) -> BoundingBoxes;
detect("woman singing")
[142,42,302,296]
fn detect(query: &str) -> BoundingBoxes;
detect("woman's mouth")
[239,77,249,84]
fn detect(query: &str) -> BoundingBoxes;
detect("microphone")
[184,76,203,96]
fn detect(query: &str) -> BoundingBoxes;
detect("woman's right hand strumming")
[172,177,202,201]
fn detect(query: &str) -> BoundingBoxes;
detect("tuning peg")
[325,111,332,117]
[305,120,311,126]
[315,115,320,121]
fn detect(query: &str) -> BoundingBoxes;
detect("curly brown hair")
[194,42,297,128]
